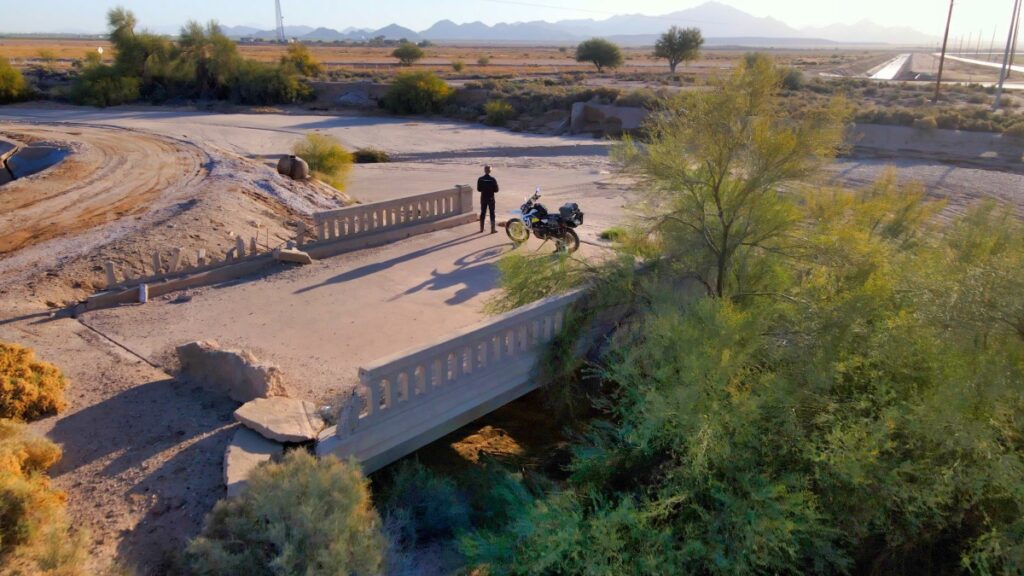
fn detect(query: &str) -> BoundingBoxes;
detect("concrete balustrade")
[312,186,473,244]
[85,186,476,311]
[317,288,586,473]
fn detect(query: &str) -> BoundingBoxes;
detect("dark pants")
[480,193,496,230]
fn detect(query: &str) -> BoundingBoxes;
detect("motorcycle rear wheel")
[506,219,530,244]
[557,229,580,254]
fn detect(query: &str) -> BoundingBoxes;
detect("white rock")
[176,340,289,403]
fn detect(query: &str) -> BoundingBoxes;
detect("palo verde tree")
[575,38,623,72]
[616,54,851,298]
[654,26,704,73]
[392,41,425,66]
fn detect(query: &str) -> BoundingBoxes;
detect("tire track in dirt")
[0,123,208,255]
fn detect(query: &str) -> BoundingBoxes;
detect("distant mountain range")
[25,2,937,46]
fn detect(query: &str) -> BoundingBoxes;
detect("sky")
[0,0,1020,40]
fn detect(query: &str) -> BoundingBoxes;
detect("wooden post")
[197,248,207,267]
[104,262,117,287]
[235,236,247,258]
[151,251,163,275]
[169,247,183,273]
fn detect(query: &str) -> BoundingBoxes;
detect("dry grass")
[0,343,68,422]
[0,419,88,575]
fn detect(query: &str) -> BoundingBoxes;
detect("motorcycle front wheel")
[557,229,580,254]
[506,219,530,244]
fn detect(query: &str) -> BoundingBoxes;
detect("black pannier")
[559,203,584,227]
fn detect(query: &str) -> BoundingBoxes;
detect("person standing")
[477,165,499,234]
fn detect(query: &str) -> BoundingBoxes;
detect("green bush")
[187,451,385,576]
[451,60,466,72]
[231,60,312,106]
[1004,122,1024,139]
[392,42,425,66]
[353,147,391,163]
[381,71,452,115]
[575,38,624,72]
[293,133,352,190]
[376,461,470,547]
[477,56,491,66]
[912,115,938,131]
[780,66,805,90]
[281,42,322,77]
[0,57,29,103]
[70,63,140,107]
[484,100,516,126]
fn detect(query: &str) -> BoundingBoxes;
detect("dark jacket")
[477,174,499,195]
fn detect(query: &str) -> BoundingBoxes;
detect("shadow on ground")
[48,378,237,574]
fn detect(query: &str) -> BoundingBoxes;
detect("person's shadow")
[395,244,508,305]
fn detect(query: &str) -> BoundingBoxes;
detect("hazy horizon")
[0,0,1019,41]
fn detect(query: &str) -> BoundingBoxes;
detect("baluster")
[414,366,426,395]
[396,371,409,403]
[554,309,565,332]
[476,341,487,370]
[383,377,395,410]
[446,351,459,382]
[369,381,382,417]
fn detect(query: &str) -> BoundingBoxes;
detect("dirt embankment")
[0,122,348,310]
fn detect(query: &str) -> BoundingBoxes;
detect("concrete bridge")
[318,287,585,472]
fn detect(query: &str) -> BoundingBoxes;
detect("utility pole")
[934,0,955,103]
[995,0,1023,109]
[1009,1,1022,78]
[275,0,286,44]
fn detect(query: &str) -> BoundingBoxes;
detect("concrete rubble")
[224,427,283,498]
[234,397,327,443]
[176,340,289,403]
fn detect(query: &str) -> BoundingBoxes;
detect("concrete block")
[274,248,313,265]
[224,427,283,498]
[235,397,327,443]
[177,340,290,403]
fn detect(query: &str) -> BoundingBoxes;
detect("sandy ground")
[0,104,1022,574]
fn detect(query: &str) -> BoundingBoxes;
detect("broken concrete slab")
[176,340,289,403]
[234,397,326,443]
[274,248,313,265]
[224,427,283,498]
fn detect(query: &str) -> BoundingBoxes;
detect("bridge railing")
[311,185,473,244]
[333,288,587,440]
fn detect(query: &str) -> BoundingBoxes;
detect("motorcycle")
[505,188,584,253]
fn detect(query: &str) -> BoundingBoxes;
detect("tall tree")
[575,38,623,72]
[616,55,851,298]
[391,42,425,66]
[654,26,704,73]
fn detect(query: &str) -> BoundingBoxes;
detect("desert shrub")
[599,226,627,242]
[70,63,140,107]
[376,461,470,548]
[1004,122,1024,139]
[293,133,352,190]
[353,147,390,163]
[484,100,516,126]
[381,71,452,115]
[187,451,385,576]
[477,56,491,66]
[391,42,425,66]
[0,343,68,422]
[231,60,312,105]
[451,60,465,72]
[0,57,29,104]
[281,42,322,77]
[780,66,805,90]
[0,419,87,574]
[912,115,938,131]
